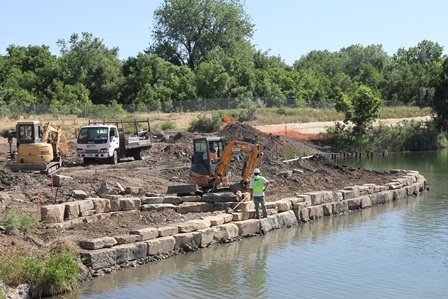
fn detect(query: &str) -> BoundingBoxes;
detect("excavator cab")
[190,137,225,188]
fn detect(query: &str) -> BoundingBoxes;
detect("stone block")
[300,208,310,222]
[308,205,324,220]
[187,219,211,230]
[81,248,117,270]
[52,174,73,187]
[147,236,175,255]
[41,204,65,223]
[322,203,333,216]
[141,197,164,204]
[64,202,80,220]
[292,202,307,221]
[116,242,148,264]
[234,219,261,236]
[79,237,117,250]
[80,209,95,217]
[92,198,111,214]
[213,223,239,243]
[360,196,372,209]
[276,210,299,227]
[393,189,407,200]
[406,185,418,196]
[163,196,183,205]
[347,198,361,210]
[339,189,355,200]
[275,199,292,212]
[344,186,361,197]
[181,195,202,202]
[203,215,225,226]
[332,191,343,201]
[72,190,88,199]
[177,222,197,233]
[78,200,94,213]
[177,202,212,214]
[158,226,178,237]
[221,213,234,223]
[174,232,202,251]
[260,216,280,232]
[212,202,235,211]
[233,201,254,211]
[296,194,312,206]
[232,211,250,221]
[109,197,122,212]
[199,227,215,247]
[114,234,141,245]
[120,198,141,211]
[130,227,158,241]
[202,192,238,202]
[140,203,177,212]
[334,201,348,214]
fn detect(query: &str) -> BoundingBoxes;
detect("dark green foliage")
[187,114,223,133]
[327,120,443,153]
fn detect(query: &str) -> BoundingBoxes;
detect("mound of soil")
[0,123,404,255]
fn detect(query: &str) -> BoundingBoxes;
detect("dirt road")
[255,116,431,135]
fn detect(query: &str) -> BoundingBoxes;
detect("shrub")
[2,212,38,235]
[0,250,80,298]
[161,121,176,130]
[3,212,21,235]
[188,114,222,133]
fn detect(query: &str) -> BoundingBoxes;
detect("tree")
[148,0,254,70]
[57,32,123,105]
[432,58,448,132]
[335,84,382,135]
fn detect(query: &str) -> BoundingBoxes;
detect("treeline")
[0,34,444,114]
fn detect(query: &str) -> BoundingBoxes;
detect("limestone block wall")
[74,171,427,273]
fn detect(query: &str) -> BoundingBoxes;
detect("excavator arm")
[213,141,262,188]
[41,122,68,157]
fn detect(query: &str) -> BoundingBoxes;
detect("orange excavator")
[167,137,263,200]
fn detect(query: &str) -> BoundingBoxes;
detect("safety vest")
[252,176,264,194]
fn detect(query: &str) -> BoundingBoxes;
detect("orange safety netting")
[223,115,237,124]
[255,125,327,141]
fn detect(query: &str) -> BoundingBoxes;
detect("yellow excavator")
[167,136,262,201]
[7,121,68,175]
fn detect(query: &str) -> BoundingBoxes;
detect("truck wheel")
[109,151,118,164]
[134,149,149,160]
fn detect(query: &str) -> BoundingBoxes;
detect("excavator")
[167,136,262,201]
[7,121,68,175]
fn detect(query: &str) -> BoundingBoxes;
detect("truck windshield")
[78,127,109,143]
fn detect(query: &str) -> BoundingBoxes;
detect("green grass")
[3,212,38,235]
[0,249,80,298]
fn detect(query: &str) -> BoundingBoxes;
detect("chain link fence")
[0,97,334,119]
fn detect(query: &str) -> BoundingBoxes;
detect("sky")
[1,0,447,66]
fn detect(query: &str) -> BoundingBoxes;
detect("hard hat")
[211,146,217,151]
[254,168,260,174]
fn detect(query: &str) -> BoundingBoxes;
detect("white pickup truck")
[77,119,152,164]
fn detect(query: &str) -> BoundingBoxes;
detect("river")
[63,150,448,299]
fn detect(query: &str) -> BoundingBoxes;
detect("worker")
[249,168,269,219]
[203,146,218,162]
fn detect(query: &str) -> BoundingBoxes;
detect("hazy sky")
[1,0,446,65]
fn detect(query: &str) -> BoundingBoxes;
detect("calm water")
[64,150,448,299]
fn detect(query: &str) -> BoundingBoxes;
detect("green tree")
[335,84,382,135]
[148,0,254,70]
[432,58,448,131]
[57,32,123,105]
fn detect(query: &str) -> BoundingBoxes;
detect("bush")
[188,114,222,133]
[2,212,38,235]
[0,249,80,298]
[161,121,176,130]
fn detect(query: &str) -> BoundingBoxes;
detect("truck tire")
[133,148,149,160]
[109,151,118,164]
